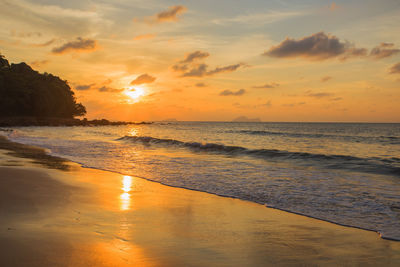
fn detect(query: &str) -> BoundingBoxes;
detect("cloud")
[75,83,95,91]
[130,74,156,85]
[173,51,245,78]
[195,82,206,87]
[172,64,189,72]
[184,63,245,77]
[172,51,209,72]
[30,60,49,68]
[181,63,245,77]
[30,39,56,47]
[212,11,303,25]
[389,62,400,74]
[10,30,42,38]
[181,64,208,77]
[139,5,187,24]
[156,5,187,22]
[341,47,368,60]
[52,37,97,54]
[252,82,279,89]
[321,76,332,82]
[207,63,245,75]
[264,32,366,61]
[306,91,334,98]
[219,89,246,96]
[98,86,123,93]
[133,34,156,41]
[282,102,306,107]
[0,0,110,37]
[181,51,210,63]
[370,43,400,59]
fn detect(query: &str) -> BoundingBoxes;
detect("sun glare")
[124,87,145,103]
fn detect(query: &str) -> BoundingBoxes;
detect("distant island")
[0,54,150,126]
[232,116,261,122]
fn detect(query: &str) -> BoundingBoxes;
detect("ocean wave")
[118,135,400,176]
[229,130,400,145]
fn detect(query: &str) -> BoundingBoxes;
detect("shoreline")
[1,135,399,242]
[1,137,400,265]
[80,165,396,241]
[1,135,397,241]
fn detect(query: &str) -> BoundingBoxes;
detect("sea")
[1,122,400,240]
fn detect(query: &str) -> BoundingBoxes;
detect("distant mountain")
[0,53,86,118]
[232,116,261,122]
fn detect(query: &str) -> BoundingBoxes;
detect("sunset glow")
[124,87,145,103]
[1,1,399,122]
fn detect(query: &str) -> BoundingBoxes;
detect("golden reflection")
[129,128,138,137]
[120,175,132,211]
[122,175,132,192]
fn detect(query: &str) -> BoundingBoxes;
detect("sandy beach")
[1,142,400,266]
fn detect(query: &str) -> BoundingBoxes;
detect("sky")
[1,0,400,122]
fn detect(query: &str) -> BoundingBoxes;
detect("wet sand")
[0,148,400,266]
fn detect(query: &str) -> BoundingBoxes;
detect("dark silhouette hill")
[0,54,86,118]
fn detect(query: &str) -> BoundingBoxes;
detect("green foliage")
[0,54,86,118]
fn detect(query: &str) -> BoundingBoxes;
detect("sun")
[124,86,145,103]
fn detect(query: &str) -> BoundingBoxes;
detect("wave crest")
[118,135,400,176]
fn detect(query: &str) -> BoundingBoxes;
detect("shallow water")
[2,122,400,240]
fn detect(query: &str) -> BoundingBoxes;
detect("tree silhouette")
[0,53,86,118]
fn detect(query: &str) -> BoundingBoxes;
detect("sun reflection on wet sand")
[120,175,132,211]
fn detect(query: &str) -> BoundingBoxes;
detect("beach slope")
[0,146,399,266]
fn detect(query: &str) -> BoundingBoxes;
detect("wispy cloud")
[282,102,306,107]
[321,76,332,82]
[369,43,400,59]
[212,10,304,25]
[0,0,109,37]
[173,51,246,78]
[219,89,246,96]
[195,82,207,87]
[52,37,97,54]
[98,86,123,93]
[389,62,400,74]
[207,63,245,76]
[130,74,156,85]
[10,30,41,38]
[139,5,187,24]
[172,51,210,73]
[75,83,95,91]
[306,91,334,98]
[30,39,56,47]
[156,5,187,22]
[252,83,279,89]
[181,63,246,77]
[133,34,156,41]
[180,51,210,64]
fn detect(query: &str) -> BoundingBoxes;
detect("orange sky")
[1,0,400,122]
